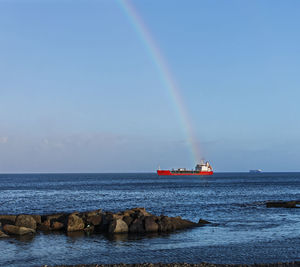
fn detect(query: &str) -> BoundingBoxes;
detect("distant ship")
[249,169,262,173]
[157,161,213,176]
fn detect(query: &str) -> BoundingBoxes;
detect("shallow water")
[0,172,300,266]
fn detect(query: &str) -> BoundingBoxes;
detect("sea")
[0,172,299,267]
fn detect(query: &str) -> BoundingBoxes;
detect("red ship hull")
[157,170,213,176]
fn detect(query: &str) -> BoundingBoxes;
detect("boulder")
[169,217,196,230]
[94,212,114,232]
[43,213,68,223]
[112,213,124,220]
[108,219,128,234]
[122,215,133,226]
[0,215,16,226]
[37,220,51,231]
[0,230,9,238]
[84,225,94,233]
[157,216,196,232]
[31,215,42,225]
[38,214,68,231]
[198,219,211,225]
[15,215,37,230]
[84,209,102,218]
[144,216,159,232]
[129,217,145,233]
[122,209,135,217]
[87,215,102,226]
[158,216,173,232]
[51,221,64,231]
[67,213,85,232]
[132,207,151,217]
[3,225,35,235]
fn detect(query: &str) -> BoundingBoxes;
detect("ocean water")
[0,172,299,266]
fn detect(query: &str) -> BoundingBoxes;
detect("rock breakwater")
[0,207,209,238]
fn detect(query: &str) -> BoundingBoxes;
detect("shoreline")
[43,262,300,267]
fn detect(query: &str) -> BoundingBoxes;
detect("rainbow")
[118,0,201,165]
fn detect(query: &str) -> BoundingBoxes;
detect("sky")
[1,0,300,172]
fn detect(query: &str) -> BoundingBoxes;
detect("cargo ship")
[157,161,213,176]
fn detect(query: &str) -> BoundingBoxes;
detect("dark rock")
[44,213,68,223]
[198,219,211,225]
[108,219,128,233]
[87,215,102,226]
[83,209,102,218]
[122,209,135,217]
[95,212,114,232]
[158,216,173,232]
[84,225,94,233]
[129,217,145,233]
[67,213,85,232]
[39,214,68,231]
[3,224,35,235]
[51,221,64,231]
[0,230,9,238]
[131,207,152,217]
[122,215,133,226]
[37,220,51,231]
[0,215,16,226]
[266,201,299,208]
[31,215,42,225]
[144,216,159,232]
[171,217,197,230]
[157,216,197,232]
[15,215,37,230]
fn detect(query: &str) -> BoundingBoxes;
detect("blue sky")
[1,0,300,172]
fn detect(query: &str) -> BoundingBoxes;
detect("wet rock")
[113,213,124,220]
[129,217,145,233]
[132,207,151,217]
[86,215,102,226]
[198,219,211,225]
[95,212,114,232]
[67,213,85,232]
[0,230,9,238]
[158,216,173,232]
[170,217,197,230]
[122,209,135,217]
[84,209,102,218]
[108,219,128,233]
[44,213,68,223]
[83,210,102,225]
[0,215,16,226]
[37,220,51,231]
[38,214,68,231]
[15,215,37,230]
[51,221,64,231]
[122,215,133,226]
[31,215,42,225]
[3,224,35,235]
[157,216,197,232]
[84,225,94,233]
[266,201,299,208]
[144,216,159,232]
